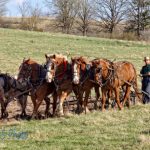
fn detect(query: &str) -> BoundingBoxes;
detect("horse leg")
[52,91,57,116]
[83,89,91,114]
[94,86,100,110]
[0,97,5,119]
[32,97,43,119]
[72,85,84,113]
[57,89,72,116]
[114,88,123,110]
[76,88,84,113]
[18,95,28,118]
[57,92,67,116]
[101,88,107,111]
[44,97,51,118]
[78,90,84,113]
[0,88,8,119]
[1,100,8,119]
[106,90,112,109]
[122,85,131,108]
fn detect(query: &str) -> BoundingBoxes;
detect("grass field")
[0,28,150,150]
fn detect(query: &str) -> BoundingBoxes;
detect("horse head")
[71,56,90,85]
[17,58,38,83]
[91,59,112,86]
[45,53,68,83]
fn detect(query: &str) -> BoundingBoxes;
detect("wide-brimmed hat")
[144,56,150,61]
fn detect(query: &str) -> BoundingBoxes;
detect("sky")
[6,0,47,16]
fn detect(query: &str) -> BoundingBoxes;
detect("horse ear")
[53,54,56,59]
[71,57,73,61]
[82,56,88,64]
[23,58,26,62]
[66,51,71,57]
[45,54,48,58]
[94,60,99,64]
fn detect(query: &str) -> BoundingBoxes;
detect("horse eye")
[96,68,101,72]
[51,65,54,70]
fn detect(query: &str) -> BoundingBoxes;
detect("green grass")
[0,105,150,150]
[0,28,150,150]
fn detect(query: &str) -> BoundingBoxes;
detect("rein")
[80,65,91,85]
[101,67,114,87]
[95,61,115,87]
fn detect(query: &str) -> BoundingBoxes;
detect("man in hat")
[140,56,150,104]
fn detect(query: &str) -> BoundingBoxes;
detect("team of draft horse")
[0,53,142,119]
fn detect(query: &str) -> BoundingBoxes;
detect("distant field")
[0,28,150,150]
[0,28,149,74]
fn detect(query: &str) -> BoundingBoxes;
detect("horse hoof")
[31,115,37,120]
[56,111,64,117]
[75,107,84,114]
[82,108,90,114]
[64,112,73,117]
[119,106,123,110]
[101,109,105,112]
[45,112,52,118]
[3,112,8,118]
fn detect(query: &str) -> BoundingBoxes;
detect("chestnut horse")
[17,58,57,118]
[92,59,140,111]
[71,56,100,113]
[45,54,79,116]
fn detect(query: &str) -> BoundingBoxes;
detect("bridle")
[45,59,68,85]
[94,61,114,87]
[18,63,32,81]
[72,60,91,85]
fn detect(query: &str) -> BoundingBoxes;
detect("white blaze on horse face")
[73,63,80,84]
[14,75,18,80]
[46,62,53,83]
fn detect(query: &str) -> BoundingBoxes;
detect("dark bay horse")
[71,56,100,113]
[17,58,56,118]
[45,54,78,116]
[92,59,140,111]
[0,73,27,119]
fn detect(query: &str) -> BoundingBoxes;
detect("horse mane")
[92,58,113,65]
[23,58,38,65]
[56,54,68,61]
[72,56,89,64]
[46,53,68,61]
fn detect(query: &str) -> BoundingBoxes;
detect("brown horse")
[17,58,56,118]
[45,54,78,116]
[92,59,139,111]
[71,56,100,113]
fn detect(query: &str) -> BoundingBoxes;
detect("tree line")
[0,0,150,39]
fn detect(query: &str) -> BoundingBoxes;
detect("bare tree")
[0,0,9,16]
[28,2,42,30]
[95,0,127,33]
[77,0,94,36]
[18,0,42,30]
[125,0,150,37]
[46,0,79,34]
[18,0,30,29]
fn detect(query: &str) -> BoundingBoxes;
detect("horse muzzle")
[73,77,80,85]
[46,73,53,83]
